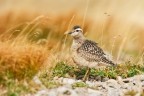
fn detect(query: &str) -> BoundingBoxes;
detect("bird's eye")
[76,30,79,32]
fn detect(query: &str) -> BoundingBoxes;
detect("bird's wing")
[77,40,106,62]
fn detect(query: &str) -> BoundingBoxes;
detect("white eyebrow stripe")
[75,28,82,30]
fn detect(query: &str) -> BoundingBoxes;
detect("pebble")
[32,75,144,96]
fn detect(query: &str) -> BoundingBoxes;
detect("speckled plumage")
[77,40,115,65]
[69,25,115,68]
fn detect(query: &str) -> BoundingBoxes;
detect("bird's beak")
[64,31,73,35]
[68,32,73,34]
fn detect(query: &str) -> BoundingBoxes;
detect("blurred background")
[0,0,144,95]
[0,0,144,63]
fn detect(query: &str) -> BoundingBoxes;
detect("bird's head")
[66,25,84,38]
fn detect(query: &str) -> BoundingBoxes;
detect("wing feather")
[77,40,105,62]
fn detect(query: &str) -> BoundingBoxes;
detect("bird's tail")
[101,57,117,67]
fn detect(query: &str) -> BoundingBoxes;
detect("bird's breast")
[71,41,81,51]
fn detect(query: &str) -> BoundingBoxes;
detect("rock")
[75,87,88,95]
[106,79,119,88]
[134,75,144,81]
[63,90,71,95]
[116,76,122,82]
[101,77,109,82]
[141,81,144,88]
[62,78,76,85]
[88,88,104,96]
[32,75,144,96]
[123,78,131,83]
[95,76,102,81]
[85,81,95,87]
[35,89,51,96]
[33,76,42,85]
[107,88,121,96]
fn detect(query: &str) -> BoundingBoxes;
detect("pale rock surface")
[32,75,144,96]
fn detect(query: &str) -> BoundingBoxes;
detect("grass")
[0,1,144,95]
[46,61,144,80]
[38,61,144,91]
[0,42,48,84]
[0,11,92,95]
[52,61,75,77]
[1,79,43,96]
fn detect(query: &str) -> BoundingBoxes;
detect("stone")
[33,76,42,85]
[88,88,104,96]
[32,75,144,96]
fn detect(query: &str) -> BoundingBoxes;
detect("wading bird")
[66,25,116,82]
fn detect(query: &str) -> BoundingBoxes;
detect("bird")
[66,25,116,82]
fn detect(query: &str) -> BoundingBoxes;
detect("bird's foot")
[82,67,90,82]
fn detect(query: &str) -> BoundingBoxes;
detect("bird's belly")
[72,52,98,68]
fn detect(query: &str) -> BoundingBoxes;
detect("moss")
[52,61,75,77]
[43,81,62,89]
[72,82,88,88]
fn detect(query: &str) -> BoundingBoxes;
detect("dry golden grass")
[0,41,48,83]
[0,11,91,86]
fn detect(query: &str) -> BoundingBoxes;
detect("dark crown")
[73,25,81,30]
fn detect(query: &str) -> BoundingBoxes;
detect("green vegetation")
[41,81,62,89]
[52,61,75,77]
[1,60,144,95]
[50,61,144,80]
[72,82,88,88]
[1,79,41,96]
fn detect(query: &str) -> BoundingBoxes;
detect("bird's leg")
[82,67,90,82]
